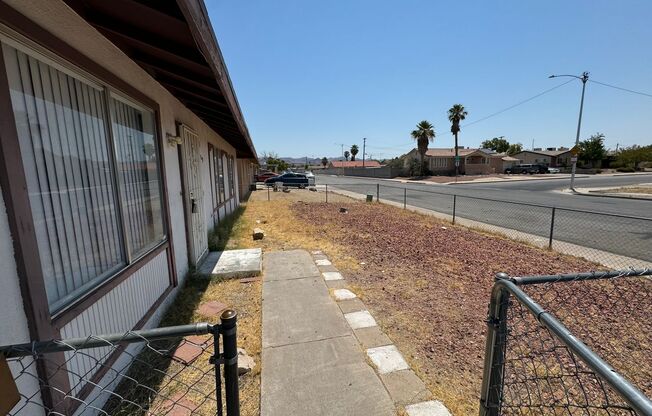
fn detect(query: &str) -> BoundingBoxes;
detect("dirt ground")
[173,187,650,415]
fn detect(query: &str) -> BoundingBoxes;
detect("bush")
[595,169,602,174]
[616,167,636,173]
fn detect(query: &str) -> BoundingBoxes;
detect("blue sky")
[206,0,652,159]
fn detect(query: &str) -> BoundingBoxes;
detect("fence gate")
[180,124,208,266]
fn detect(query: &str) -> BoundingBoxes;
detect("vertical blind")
[3,42,165,312]
[110,97,164,258]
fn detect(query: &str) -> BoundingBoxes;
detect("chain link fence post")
[326,184,328,203]
[479,272,511,416]
[211,323,224,416]
[452,194,457,225]
[403,187,407,209]
[267,186,270,201]
[376,183,380,202]
[221,309,240,416]
[548,207,556,249]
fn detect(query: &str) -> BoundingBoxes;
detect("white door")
[180,125,207,265]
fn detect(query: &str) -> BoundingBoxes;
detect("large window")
[3,41,166,312]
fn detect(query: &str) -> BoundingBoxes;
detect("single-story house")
[404,147,506,175]
[329,160,382,168]
[511,148,572,167]
[0,0,256,413]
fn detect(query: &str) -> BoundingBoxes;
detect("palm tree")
[448,104,468,177]
[410,120,436,176]
[350,145,359,161]
[344,150,350,161]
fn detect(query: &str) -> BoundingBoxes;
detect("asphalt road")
[316,174,652,266]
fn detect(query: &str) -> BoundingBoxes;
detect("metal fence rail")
[1,311,240,416]
[479,269,652,416]
[306,182,652,269]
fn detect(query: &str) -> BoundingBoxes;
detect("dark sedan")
[264,172,309,188]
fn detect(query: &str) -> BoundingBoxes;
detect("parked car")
[264,172,310,188]
[255,171,278,182]
[504,164,549,174]
[547,167,560,174]
[304,171,316,186]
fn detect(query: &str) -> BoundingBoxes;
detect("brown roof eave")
[176,0,257,161]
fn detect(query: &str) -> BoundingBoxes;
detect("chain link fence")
[1,312,240,416]
[311,182,652,269]
[480,269,652,416]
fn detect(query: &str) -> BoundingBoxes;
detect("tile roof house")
[511,148,573,167]
[405,147,506,175]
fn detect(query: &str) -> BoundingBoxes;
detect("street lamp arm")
[549,72,589,83]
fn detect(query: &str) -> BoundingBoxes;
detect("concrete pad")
[337,298,366,314]
[261,335,394,416]
[322,271,343,281]
[315,258,332,266]
[326,279,349,289]
[344,311,377,330]
[197,249,262,279]
[354,326,392,349]
[317,264,340,273]
[380,369,430,405]
[405,401,452,416]
[366,345,409,374]
[333,289,357,300]
[263,276,350,348]
[264,250,321,281]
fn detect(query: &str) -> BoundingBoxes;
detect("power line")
[589,79,652,99]
[462,78,575,128]
[356,79,576,153]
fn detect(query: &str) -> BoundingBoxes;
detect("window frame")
[0,25,172,321]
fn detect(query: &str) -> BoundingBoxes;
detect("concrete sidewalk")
[260,250,450,415]
[260,250,394,415]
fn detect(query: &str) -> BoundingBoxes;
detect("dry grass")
[602,185,652,195]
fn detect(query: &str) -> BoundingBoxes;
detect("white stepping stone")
[366,345,409,374]
[312,250,323,255]
[405,400,452,416]
[315,259,332,266]
[322,271,343,281]
[344,310,377,329]
[333,289,356,300]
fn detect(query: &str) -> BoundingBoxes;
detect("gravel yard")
[291,201,639,415]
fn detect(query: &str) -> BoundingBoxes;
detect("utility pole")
[362,137,367,167]
[549,71,589,192]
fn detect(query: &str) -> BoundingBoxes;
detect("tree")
[481,137,510,153]
[616,144,652,170]
[344,150,350,161]
[578,133,607,167]
[448,104,468,177]
[262,151,289,172]
[410,120,436,176]
[507,143,523,155]
[321,157,328,167]
[350,145,359,161]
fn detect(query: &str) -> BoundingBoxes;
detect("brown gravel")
[292,201,620,415]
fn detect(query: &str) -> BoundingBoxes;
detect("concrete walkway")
[260,249,450,415]
[260,250,394,415]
